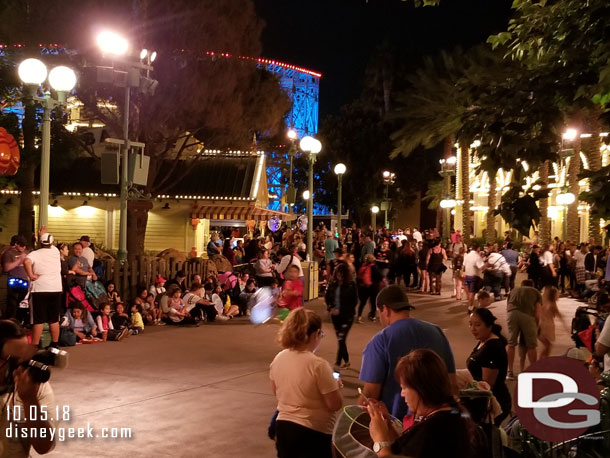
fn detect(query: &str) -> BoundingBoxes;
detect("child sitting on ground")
[130,303,145,334]
[168,287,196,324]
[65,304,98,342]
[142,293,164,325]
[111,302,130,331]
[278,265,303,311]
[476,290,492,309]
[214,284,239,319]
[96,303,129,341]
[105,281,121,305]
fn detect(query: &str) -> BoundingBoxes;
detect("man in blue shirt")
[359,285,457,420]
[501,242,520,292]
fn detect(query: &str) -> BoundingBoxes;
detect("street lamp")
[334,163,346,236]
[300,136,321,261]
[371,205,380,231]
[557,190,576,242]
[382,170,396,229]
[286,129,298,213]
[302,190,310,200]
[96,30,156,262]
[18,58,77,233]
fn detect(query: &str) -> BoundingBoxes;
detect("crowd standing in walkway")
[2,222,609,458]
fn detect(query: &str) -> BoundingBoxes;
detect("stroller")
[570,306,608,351]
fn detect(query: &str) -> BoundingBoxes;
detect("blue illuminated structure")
[2,46,322,213]
[258,61,321,211]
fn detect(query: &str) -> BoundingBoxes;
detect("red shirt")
[279,280,304,310]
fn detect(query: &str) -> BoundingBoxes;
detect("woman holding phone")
[270,308,343,458]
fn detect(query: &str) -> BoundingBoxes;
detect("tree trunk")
[459,140,471,241]
[486,171,497,245]
[538,161,550,246]
[127,200,153,256]
[583,107,602,244]
[436,208,442,234]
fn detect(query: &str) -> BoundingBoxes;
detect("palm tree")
[538,161,550,246]
[391,48,481,241]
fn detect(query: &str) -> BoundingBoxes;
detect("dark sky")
[253,0,512,119]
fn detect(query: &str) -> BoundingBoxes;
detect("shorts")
[464,276,482,293]
[507,310,538,348]
[30,292,62,325]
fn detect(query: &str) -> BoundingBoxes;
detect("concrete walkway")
[36,275,582,458]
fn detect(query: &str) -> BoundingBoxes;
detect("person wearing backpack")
[1,234,29,321]
[356,254,382,323]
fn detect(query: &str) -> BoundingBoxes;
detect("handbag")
[59,327,77,346]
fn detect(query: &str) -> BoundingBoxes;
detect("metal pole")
[384,183,389,229]
[306,156,314,261]
[337,175,342,237]
[118,86,130,262]
[38,94,52,232]
[288,150,294,214]
[372,211,377,231]
[307,155,314,261]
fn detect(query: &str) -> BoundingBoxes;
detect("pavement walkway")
[35,272,583,457]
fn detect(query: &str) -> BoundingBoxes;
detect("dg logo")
[515,356,601,442]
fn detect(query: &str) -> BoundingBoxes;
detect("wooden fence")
[103,256,218,301]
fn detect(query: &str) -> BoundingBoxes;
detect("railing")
[102,256,217,301]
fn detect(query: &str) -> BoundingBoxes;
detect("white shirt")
[26,246,62,292]
[540,251,554,267]
[597,318,610,371]
[573,250,586,268]
[412,230,423,243]
[486,252,512,276]
[81,246,95,268]
[276,254,304,277]
[463,250,484,276]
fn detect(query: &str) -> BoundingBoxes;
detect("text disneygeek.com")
[5,423,133,441]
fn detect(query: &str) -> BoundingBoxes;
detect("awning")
[191,204,295,221]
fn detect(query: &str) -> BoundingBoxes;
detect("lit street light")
[18,58,77,232]
[302,190,310,200]
[334,163,346,236]
[96,30,157,262]
[371,205,379,230]
[381,170,396,229]
[300,136,321,261]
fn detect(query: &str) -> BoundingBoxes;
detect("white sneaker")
[216,315,230,321]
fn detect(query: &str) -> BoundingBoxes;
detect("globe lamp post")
[18,59,77,232]
[300,136,321,261]
[334,163,346,236]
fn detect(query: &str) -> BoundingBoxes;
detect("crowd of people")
[2,222,610,457]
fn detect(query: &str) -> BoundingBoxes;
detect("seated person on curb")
[183,283,221,322]
[64,303,98,342]
[213,284,239,319]
[111,302,130,331]
[167,287,198,325]
[95,303,130,340]
[476,290,492,309]
[129,304,145,334]
[0,320,57,457]
[68,242,97,287]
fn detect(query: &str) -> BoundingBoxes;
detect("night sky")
[253,0,512,118]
